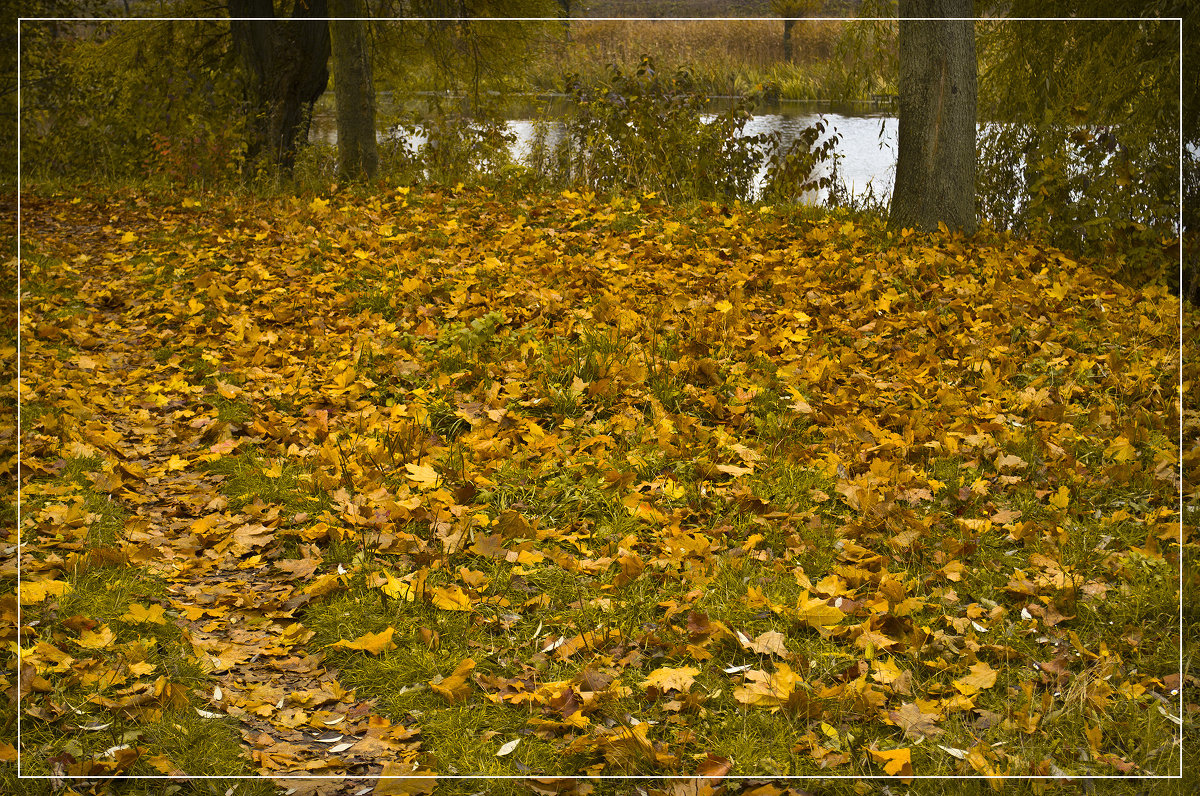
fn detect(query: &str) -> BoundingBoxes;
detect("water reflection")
[310,109,898,202]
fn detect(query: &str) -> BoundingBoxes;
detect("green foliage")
[1185,146,1200,303]
[823,0,898,103]
[530,18,888,105]
[976,15,1182,290]
[760,115,843,205]
[522,57,848,205]
[532,57,771,202]
[411,103,520,186]
[373,11,561,101]
[21,19,245,186]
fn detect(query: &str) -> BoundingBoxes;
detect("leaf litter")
[9,187,1195,787]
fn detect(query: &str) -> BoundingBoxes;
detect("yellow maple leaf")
[952,661,998,696]
[380,572,417,602]
[871,657,905,686]
[870,747,913,776]
[429,585,473,612]
[373,762,437,795]
[940,559,966,582]
[405,463,440,489]
[332,367,357,390]
[20,579,72,604]
[554,628,621,659]
[78,625,116,649]
[332,627,397,655]
[995,453,1027,471]
[215,379,242,399]
[1105,436,1138,463]
[121,603,167,624]
[642,665,700,693]
[795,594,845,628]
[431,658,476,702]
[741,629,790,657]
[1049,486,1070,510]
[733,663,801,707]
[304,571,343,598]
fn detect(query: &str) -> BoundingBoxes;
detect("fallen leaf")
[642,665,700,693]
[888,702,942,739]
[869,746,912,776]
[404,463,440,489]
[373,762,437,795]
[331,627,397,655]
[430,657,476,702]
[953,661,998,696]
[20,579,72,604]
[429,585,473,612]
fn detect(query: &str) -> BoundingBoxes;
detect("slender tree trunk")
[888,0,977,234]
[329,0,378,180]
[559,0,572,43]
[783,18,795,62]
[228,0,331,173]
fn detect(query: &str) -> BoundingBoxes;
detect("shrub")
[379,99,521,189]
[759,116,843,205]
[522,58,848,207]
[21,21,245,186]
[976,116,1179,289]
[540,57,772,203]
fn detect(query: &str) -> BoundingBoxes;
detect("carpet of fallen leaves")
[11,186,1196,789]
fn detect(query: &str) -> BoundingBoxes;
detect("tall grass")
[529,18,865,101]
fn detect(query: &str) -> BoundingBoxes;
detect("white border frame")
[13,10,1187,785]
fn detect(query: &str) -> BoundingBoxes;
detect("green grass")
[202,449,327,516]
[12,452,264,791]
[16,187,1191,789]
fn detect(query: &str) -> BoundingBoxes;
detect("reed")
[525,18,879,102]
[565,19,838,73]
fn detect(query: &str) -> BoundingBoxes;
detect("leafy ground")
[6,187,1199,794]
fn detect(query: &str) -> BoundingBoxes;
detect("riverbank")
[361,18,896,107]
[532,18,895,103]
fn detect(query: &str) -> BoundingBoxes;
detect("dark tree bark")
[329,0,378,180]
[228,0,330,173]
[783,18,795,62]
[888,0,977,234]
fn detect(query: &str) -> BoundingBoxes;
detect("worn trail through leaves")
[13,188,1194,783]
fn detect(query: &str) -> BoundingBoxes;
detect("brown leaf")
[430,658,476,702]
[888,702,943,740]
[695,752,732,778]
[373,763,437,795]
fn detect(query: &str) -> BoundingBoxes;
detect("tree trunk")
[888,0,977,234]
[783,18,795,63]
[329,0,378,181]
[228,0,331,174]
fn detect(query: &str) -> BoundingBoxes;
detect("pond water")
[310,103,899,201]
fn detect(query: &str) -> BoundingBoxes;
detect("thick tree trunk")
[888,0,977,234]
[228,0,330,173]
[329,0,378,181]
